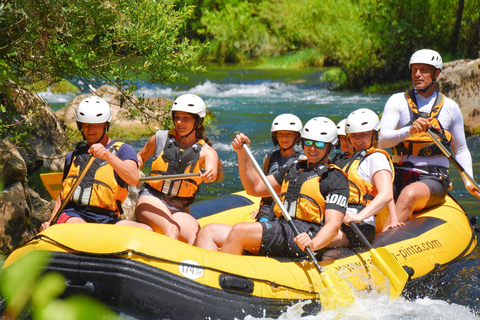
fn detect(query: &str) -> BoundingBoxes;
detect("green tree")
[0,0,204,110]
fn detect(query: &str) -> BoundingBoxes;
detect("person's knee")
[198,223,217,238]
[230,222,250,235]
[163,223,180,239]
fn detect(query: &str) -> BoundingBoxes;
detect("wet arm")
[309,209,344,251]
[233,134,281,197]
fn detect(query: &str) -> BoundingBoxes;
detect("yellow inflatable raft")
[3,191,477,319]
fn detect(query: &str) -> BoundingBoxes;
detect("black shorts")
[393,164,450,209]
[340,222,375,247]
[257,219,324,259]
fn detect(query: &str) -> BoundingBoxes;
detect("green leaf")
[38,295,120,320]
[0,251,51,314]
[31,272,66,309]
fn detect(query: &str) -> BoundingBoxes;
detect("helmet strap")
[280,142,295,152]
[310,144,332,167]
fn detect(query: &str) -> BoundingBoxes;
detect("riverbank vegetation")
[1,0,479,148]
[184,0,480,89]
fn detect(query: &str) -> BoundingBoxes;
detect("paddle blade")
[370,247,408,299]
[40,172,63,199]
[319,270,355,310]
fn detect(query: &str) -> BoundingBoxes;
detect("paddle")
[242,143,354,309]
[349,222,408,298]
[51,155,95,225]
[426,128,480,192]
[139,172,200,182]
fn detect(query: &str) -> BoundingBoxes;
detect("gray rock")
[437,59,480,135]
[0,140,27,186]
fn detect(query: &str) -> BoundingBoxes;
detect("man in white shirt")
[379,49,480,223]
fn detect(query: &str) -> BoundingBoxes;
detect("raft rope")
[26,234,320,296]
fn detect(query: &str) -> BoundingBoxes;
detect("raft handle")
[219,274,254,294]
[403,266,415,278]
[65,279,96,294]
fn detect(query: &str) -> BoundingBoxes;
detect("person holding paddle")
[198,117,349,258]
[40,96,151,231]
[251,113,303,222]
[135,94,221,244]
[195,113,303,250]
[327,108,402,248]
[379,49,480,224]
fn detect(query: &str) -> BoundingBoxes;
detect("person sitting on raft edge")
[196,117,349,259]
[135,94,222,245]
[379,49,480,225]
[326,108,403,251]
[40,96,152,231]
[195,113,304,251]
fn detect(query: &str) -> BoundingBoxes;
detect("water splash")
[244,295,479,320]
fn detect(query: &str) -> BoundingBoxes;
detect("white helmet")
[336,119,347,136]
[76,96,112,130]
[171,94,207,118]
[345,108,380,134]
[409,49,443,70]
[301,117,337,145]
[271,113,302,146]
[271,114,303,133]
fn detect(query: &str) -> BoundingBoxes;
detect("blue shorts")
[58,207,119,224]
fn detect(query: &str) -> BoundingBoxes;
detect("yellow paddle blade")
[319,269,355,310]
[40,172,63,199]
[370,247,408,299]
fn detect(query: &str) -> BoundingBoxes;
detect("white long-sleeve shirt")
[379,91,474,187]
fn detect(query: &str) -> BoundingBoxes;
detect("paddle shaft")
[139,172,200,182]
[52,155,95,224]
[242,143,323,273]
[426,128,480,192]
[349,222,373,249]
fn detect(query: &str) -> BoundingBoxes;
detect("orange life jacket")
[341,148,394,208]
[146,129,205,203]
[273,160,347,224]
[61,141,128,215]
[393,90,453,158]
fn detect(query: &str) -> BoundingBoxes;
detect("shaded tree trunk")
[467,13,480,57]
[450,0,465,55]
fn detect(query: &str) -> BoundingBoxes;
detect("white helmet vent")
[76,96,112,127]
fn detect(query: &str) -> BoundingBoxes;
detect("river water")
[39,68,480,319]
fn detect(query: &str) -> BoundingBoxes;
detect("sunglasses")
[303,139,326,149]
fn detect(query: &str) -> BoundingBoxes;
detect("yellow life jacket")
[146,129,205,202]
[273,160,347,224]
[393,90,453,158]
[60,141,128,215]
[342,148,394,208]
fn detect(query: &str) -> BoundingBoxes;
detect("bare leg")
[392,181,430,223]
[220,222,263,255]
[195,223,234,251]
[172,212,200,245]
[64,217,87,223]
[135,195,181,239]
[115,219,153,231]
